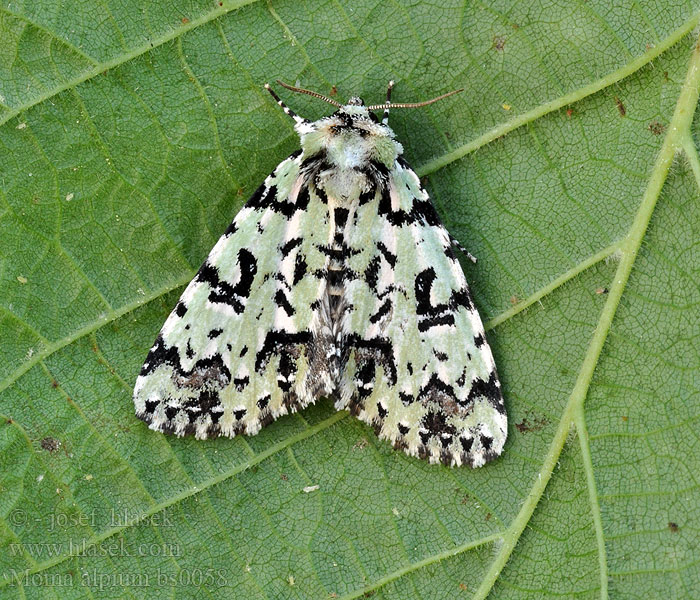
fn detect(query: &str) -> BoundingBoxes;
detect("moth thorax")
[316,168,369,206]
[346,97,364,106]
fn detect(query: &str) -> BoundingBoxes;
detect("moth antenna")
[382,80,395,125]
[275,80,342,108]
[264,83,308,125]
[366,87,464,111]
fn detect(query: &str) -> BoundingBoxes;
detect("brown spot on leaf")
[648,121,665,135]
[566,107,574,117]
[353,438,369,450]
[615,96,626,117]
[40,437,61,453]
[181,17,189,24]
[595,287,609,295]
[668,521,679,532]
[330,85,338,96]
[492,36,506,51]
[515,413,549,433]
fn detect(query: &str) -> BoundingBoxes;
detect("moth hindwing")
[133,81,507,467]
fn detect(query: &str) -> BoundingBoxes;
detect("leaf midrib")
[472,29,700,600]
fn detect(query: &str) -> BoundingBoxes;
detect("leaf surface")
[1,1,699,598]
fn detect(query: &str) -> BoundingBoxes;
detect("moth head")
[267,81,463,169]
[316,102,399,169]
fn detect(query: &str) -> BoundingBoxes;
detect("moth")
[133,80,507,467]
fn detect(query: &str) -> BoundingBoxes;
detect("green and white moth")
[133,81,506,467]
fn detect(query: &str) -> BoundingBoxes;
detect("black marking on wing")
[359,187,376,206]
[242,150,303,215]
[196,249,257,313]
[293,253,308,285]
[433,349,448,361]
[376,241,397,267]
[255,330,311,372]
[414,267,474,332]
[467,371,505,413]
[224,220,238,236]
[373,157,445,228]
[369,299,392,324]
[414,267,453,331]
[277,351,299,392]
[399,392,413,406]
[267,185,309,218]
[274,289,296,317]
[280,237,303,257]
[364,255,381,292]
[346,335,398,411]
[246,183,277,210]
[417,373,456,405]
[139,334,231,386]
[420,411,457,442]
[233,375,250,391]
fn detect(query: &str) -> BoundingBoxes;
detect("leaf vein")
[0,0,263,126]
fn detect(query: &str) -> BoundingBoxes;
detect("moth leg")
[449,234,477,264]
[264,83,308,126]
[382,80,395,125]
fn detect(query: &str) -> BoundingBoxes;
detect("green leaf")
[1,1,699,598]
